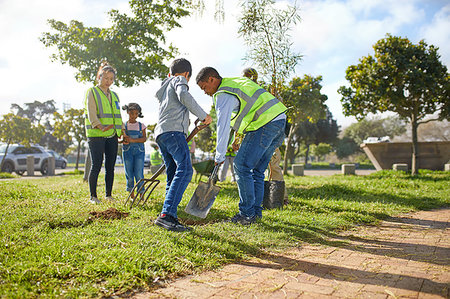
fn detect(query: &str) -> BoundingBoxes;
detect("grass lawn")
[0,170,449,297]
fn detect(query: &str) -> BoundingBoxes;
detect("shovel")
[184,164,221,218]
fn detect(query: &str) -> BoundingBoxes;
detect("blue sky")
[0,0,448,129]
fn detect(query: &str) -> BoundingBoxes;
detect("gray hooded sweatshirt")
[154,76,208,139]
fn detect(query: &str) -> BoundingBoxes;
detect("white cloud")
[0,0,447,130]
[420,4,450,66]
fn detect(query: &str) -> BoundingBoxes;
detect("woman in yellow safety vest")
[84,62,123,204]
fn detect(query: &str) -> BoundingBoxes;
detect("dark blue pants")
[88,136,118,197]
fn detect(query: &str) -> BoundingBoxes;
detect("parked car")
[144,154,151,167]
[47,150,67,169]
[0,144,53,175]
[363,136,390,143]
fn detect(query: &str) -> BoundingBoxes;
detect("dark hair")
[196,67,222,84]
[96,61,117,80]
[170,58,192,77]
[122,103,143,118]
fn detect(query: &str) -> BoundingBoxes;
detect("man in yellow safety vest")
[196,67,287,225]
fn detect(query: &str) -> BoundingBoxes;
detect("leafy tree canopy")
[40,0,191,87]
[53,108,86,169]
[11,100,56,126]
[338,34,449,174]
[339,34,449,122]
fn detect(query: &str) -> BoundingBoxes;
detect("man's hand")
[214,160,224,166]
[202,115,212,125]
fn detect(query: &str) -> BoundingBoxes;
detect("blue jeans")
[233,119,286,218]
[122,145,145,193]
[88,136,118,198]
[156,131,193,218]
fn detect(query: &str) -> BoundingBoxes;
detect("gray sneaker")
[89,196,101,204]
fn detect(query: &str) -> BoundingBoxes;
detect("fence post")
[26,155,34,176]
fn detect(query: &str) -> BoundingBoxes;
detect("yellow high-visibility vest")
[84,86,123,137]
[213,77,286,134]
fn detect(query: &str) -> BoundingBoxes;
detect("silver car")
[0,144,53,175]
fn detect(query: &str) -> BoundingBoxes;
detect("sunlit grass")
[0,170,448,297]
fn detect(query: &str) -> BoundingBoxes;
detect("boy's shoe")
[229,213,257,225]
[90,196,101,204]
[154,214,192,232]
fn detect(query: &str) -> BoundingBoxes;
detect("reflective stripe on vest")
[214,77,287,134]
[84,87,123,137]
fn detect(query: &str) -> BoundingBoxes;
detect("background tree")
[0,114,45,170]
[284,119,317,164]
[310,143,332,162]
[238,0,301,97]
[11,100,56,125]
[281,75,328,174]
[335,137,359,160]
[40,0,192,86]
[288,110,338,165]
[195,105,217,156]
[53,109,86,170]
[395,119,450,142]
[343,116,406,146]
[339,34,449,174]
[10,100,71,153]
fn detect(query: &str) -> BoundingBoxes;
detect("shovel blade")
[185,181,221,218]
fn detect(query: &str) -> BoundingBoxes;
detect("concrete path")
[136,208,449,298]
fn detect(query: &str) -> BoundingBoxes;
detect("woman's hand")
[98,124,114,132]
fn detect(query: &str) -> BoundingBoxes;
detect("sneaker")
[105,196,115,201]
[154,214,192,232]
[90,196,101,204]
[229,213,257,225]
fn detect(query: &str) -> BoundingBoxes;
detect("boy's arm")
[174,77,208,121]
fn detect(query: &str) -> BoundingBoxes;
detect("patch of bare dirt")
[89,208,129,220]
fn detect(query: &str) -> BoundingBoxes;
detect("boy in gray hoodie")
[154,58,212,232]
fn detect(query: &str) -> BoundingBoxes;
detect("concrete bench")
[292,164,304,176]
[341,164,355,175]
[393,163,408,172]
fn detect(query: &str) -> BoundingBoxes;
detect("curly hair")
[122,103,143,118]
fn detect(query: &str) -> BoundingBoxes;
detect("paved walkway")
[135,208,449,298]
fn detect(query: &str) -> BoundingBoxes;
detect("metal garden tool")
[125,119,208,209]
[184,163,221,218]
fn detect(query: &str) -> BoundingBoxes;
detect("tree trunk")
[0,139,11,171]
[76,141,81,171]
[83,152,91,182]
[283,123,296,175]
[411,115,419,175]
[304,144,310,165]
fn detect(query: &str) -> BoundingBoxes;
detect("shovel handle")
[186,118,209,143]
[209,164,221,184]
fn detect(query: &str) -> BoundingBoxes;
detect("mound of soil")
[89,208,129,220]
